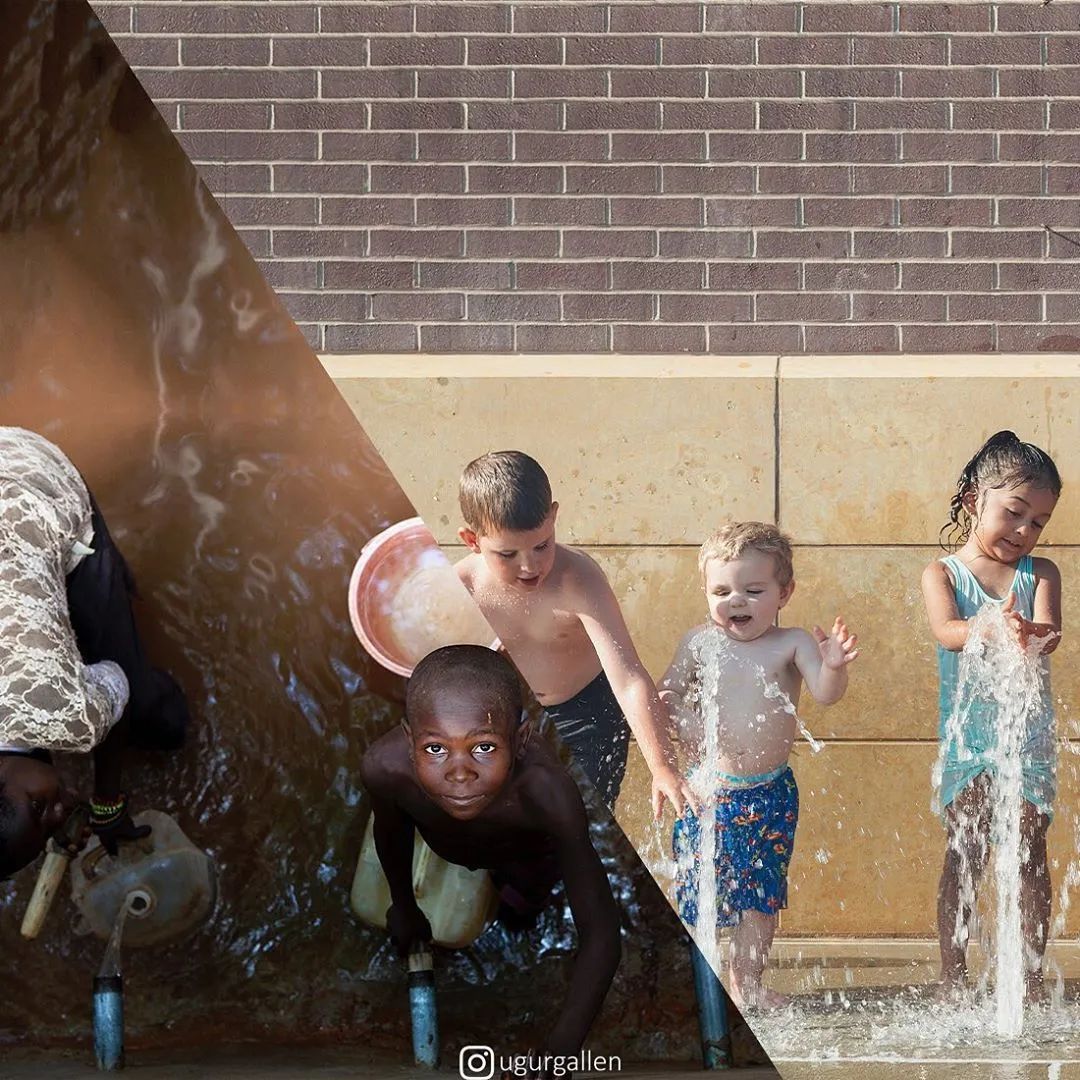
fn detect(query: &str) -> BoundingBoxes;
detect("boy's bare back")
[457,543,609,705]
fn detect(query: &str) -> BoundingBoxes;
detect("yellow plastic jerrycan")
[350,814,497,949]
[70,810,216,947]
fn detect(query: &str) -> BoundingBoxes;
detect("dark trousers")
[64,491,188,751]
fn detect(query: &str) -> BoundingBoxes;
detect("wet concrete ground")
[746,940,1080,1078]
[782,1065,1079,1080]
[4,1045,779,1078]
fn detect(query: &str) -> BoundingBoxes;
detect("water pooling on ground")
[0,7,706,1061]
[750,987,1080,1066]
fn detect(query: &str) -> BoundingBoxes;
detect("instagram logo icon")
[459,1044,495,1080]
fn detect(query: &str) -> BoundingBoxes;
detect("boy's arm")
[573,558,696,815]
[658,630,703,766]
[791,619,857,706]
[922,560,971,652]
[91,710,155,855]
[88,666,155,855]
[359,747,432,951]
[526,771,621,1058]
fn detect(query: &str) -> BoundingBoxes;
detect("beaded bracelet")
[90,793,127,826]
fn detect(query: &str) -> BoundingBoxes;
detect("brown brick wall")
[2,0,129,229]
[90,2,1080,354]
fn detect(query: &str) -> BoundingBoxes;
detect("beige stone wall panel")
[589,546,704,681]
[782,743,942,936]
[779,356,1080,546]
[782,545,938,741]
[328,355,776,546]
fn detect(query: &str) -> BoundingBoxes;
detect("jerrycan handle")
[79,835,156,882]
[412,839,432,899]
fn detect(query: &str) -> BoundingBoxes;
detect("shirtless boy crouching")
[455,451,694,817]
[360,645,621,1068]
[660,523,859,1010]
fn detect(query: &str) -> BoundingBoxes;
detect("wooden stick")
[20,847,71,940]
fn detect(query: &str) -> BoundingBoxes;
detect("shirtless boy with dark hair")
[455,450,694,817]
[360,644,621,1066]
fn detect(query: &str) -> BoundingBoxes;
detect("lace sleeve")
[0,485,127,753]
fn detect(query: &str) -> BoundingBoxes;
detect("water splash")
[763,677,825,755]
[934,602,1053,1038]
[97,891,146,979]
[689,627,723,981]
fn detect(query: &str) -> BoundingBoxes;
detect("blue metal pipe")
[689,938,732,1069]
[408,946,439,1068]
[92,975,124,1070]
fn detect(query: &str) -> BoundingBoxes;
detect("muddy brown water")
[0,5,723,1067]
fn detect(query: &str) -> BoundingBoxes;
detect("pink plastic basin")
[348,517,499,678]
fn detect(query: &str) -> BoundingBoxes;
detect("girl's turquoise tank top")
[936,554,1053,739]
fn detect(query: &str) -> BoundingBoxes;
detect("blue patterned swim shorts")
[673,765,799,928]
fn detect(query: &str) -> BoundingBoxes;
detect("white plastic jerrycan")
[351,814,497,949]
[70,810,216,947]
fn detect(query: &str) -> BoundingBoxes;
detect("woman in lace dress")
[0,427,188,876]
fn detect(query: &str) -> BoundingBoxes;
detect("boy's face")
[406,684,522,821]
[459,505,559,592]
[968,481,1057,563]
[703,550,794,642]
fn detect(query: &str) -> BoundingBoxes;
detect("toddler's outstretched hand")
[813,617,859,669]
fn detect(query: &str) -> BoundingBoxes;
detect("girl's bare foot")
[754,987,791,1011]
[930,978,968,1004]
[1025,973,1048,1005]
[731,981,790,1011]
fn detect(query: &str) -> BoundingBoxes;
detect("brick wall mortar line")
[104,30,1080,38]
[140,63,1080,71]
[166,124,1080,133]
